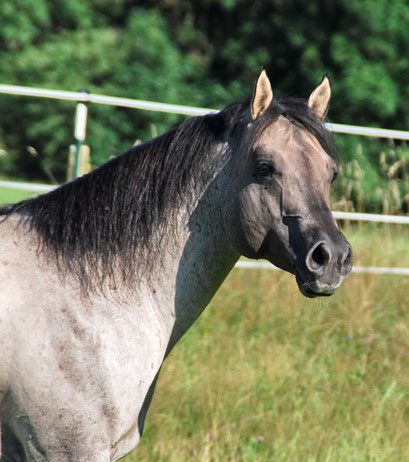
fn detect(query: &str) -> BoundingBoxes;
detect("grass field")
[122,225,409,462]
[0,184,47,204]
[2,186,409,461]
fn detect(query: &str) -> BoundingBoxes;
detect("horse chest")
[0,239,169,459]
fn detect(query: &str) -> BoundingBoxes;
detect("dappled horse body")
[0,71,352,460]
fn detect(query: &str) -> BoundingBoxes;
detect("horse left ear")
[251,69,273,120]
[308,74,331,119]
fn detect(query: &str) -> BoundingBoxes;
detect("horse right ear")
[308,74,331,119]
[251,69,273,120]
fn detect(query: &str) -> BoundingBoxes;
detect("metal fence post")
[74,102,88,179]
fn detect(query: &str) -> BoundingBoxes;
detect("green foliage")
[0,3,225,180]
[1,0,409,212]
[332,137,409,214]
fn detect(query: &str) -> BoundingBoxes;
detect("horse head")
[223,70,352,297]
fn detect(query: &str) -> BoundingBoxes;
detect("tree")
[0,3,226,180]
[1,0,409,205]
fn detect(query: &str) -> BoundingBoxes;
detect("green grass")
[121,226,409,461]
[3,186,409,460]
[0,185,45,204]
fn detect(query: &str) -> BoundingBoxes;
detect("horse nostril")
[312,243,331,267]
[341,244,353,276]
[306,242,331,273]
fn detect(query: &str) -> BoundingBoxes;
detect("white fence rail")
[0,180,56,192]
[3,179,409,225]
[235,261,409,276]
[2,84,409,140]
[332,211,409,225]
[0,84,214,117]
[2,179,409,276]
[1,84,409,276]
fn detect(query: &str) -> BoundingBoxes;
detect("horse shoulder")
[0,217,171,457]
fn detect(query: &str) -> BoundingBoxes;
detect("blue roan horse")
[0,71,352,460]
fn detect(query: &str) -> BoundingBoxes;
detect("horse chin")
[294,271,336,299]
[263,254,337,298]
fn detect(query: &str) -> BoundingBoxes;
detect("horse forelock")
[255,97,338,162]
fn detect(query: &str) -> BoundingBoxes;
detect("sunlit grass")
[0,185,43,204]
[124,226,409,461]
[344,223,409,267]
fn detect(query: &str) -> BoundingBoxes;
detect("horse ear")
[308,74,331,119]
[251,69,273,120]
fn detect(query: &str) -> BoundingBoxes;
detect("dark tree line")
[1,0,408,198]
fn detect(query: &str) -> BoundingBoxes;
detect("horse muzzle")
[294,237,353,298]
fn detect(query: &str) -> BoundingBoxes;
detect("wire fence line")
[2,181,409,225]
[1,84,409,276]
[0,84,214,117]
[332,211,409,225]
[0,180,57,192]
[235,261,409,276]
[1,179,409,276]
[2,85,409,227]
[2,84,409,140]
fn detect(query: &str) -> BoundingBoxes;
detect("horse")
[0,70,352,461]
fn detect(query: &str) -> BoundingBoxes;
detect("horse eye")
[256,161,274,178]
[331,169,338,183]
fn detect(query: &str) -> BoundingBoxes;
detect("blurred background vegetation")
[1,0,409,213]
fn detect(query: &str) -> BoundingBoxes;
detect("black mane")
[0,97,336,293]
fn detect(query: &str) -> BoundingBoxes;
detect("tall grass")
[332,138,409,215]
[123,225,409,461]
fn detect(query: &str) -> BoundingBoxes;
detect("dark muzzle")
[296,232,352,298]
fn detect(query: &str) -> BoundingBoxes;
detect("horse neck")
[145,147,240,353]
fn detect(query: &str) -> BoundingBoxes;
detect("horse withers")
[0,70,352,461]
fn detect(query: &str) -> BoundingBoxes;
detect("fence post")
[74,102,88,178]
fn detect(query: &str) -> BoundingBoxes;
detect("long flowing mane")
[0,97,336,293]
